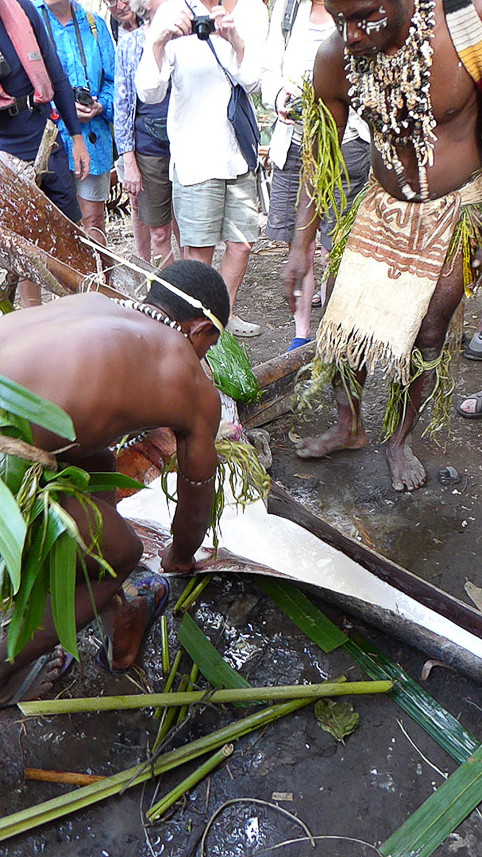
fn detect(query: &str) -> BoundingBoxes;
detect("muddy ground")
[1,215,482,857]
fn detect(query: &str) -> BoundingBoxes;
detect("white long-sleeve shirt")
[261,0,369,170]
[136,0,268,185]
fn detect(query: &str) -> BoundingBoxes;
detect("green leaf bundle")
[206,330,260,404]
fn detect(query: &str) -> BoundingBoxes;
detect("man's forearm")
[170,480,214,563]
[291,182,320,250]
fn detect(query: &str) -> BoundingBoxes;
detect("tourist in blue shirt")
[35,0,115,245]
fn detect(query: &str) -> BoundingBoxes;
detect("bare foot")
[0,648,71,708]
[294,424,367,459]
[99,571,169,672]
[387,443,426,492]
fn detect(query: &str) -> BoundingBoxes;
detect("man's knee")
[116,529,144,579]
[225,240,252,260]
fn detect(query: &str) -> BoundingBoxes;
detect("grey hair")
[128,0,149,19]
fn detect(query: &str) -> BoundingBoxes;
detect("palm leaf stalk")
[177,663,199,724]
[160,615,169,675]
[156,673,189,744]
[146,744,233,822]
[18,680,393,717]
[153,648,182,726]
[173,574,214,615]
[0,698,313,842]
[172,576,199,613]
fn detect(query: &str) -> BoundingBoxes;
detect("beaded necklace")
[345,0,437,201]
[111,296,188,336]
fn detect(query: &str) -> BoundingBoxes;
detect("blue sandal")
[96,569,169,673]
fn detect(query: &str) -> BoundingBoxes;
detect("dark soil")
[1,218,482,857]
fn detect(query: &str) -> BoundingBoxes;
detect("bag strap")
[85,11,98,43]
[205,36,237,89]
[281,0,302,47]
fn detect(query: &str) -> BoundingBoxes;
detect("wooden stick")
[24,768,105,786]
[33,119,58,185]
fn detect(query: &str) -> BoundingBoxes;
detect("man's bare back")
[0,291,219,460]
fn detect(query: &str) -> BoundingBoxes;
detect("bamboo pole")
[18,680,393,717]
[146,744,233,822]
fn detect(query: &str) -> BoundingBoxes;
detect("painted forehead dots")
[335,6,388,39]
[344,0,437,200]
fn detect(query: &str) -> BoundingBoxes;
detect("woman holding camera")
[135,0,268,337]
[261,0,370,351]
[35,0,115,245]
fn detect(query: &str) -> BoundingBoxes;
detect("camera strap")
[41,4,91,92]
[71,8,92,92]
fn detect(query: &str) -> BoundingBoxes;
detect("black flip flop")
[0,648,73,709]
[463,332,482,361]
[456,390,482,419]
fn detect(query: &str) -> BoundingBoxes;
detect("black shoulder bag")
[206,38,260,172]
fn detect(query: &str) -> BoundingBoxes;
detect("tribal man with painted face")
[284,0,482,491]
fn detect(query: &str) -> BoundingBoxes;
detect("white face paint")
[366,16,388,32]
[336,13,348,40]
[335,9,388,41]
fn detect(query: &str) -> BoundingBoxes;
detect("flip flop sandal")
[311,292,322,307]
[96,571,169,673]
[456,390,482,419]
[0,648,73,709]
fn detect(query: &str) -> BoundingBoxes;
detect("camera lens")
[197,23,211,39]
[88,131,97,144]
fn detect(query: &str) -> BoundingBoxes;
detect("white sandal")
[226,315,262,337]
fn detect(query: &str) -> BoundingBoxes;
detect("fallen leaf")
[315,698,359,742]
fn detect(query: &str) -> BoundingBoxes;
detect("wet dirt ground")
[1,220,482,857]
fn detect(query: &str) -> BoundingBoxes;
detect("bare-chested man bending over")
[0,260,229,705]
[284,0,482,491]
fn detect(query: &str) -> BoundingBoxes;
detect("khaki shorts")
[135,153,172,228]
[173,169,259,247]
[74,170,111,202]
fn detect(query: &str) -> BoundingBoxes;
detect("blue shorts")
[41,144,81,224]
